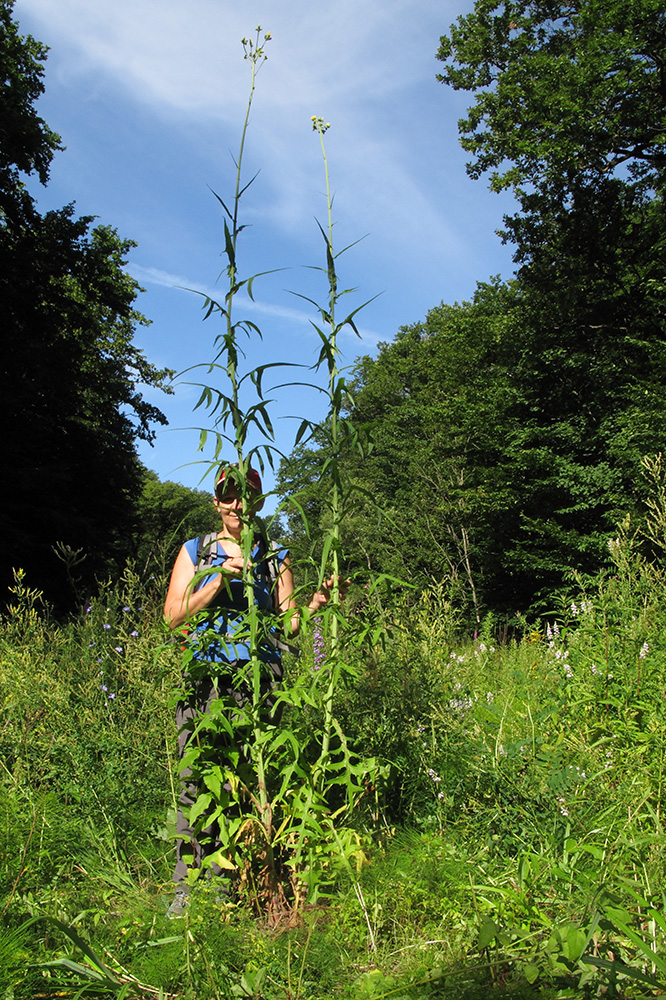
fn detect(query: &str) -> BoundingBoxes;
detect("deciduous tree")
[435,0,666,607]
[0,0,171,605]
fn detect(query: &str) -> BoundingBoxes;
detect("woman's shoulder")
[273,542,289,564]
[182,535,213,564]
[180,538,196,563]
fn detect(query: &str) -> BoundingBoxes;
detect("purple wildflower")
[313,617,326,670]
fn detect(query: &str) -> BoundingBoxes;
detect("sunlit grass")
[3,525,666,997]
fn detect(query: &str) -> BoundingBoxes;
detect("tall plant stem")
[212,29,274,841]
[235,38,272,840]
[312,119,341,775]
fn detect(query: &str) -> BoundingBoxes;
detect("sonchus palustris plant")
[175,36,378,922]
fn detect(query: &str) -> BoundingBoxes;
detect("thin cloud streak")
[129,263,384,348]
[21,0,443,117]
[19,0,478,282]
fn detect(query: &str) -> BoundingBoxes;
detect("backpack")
[195,531,299,658]
[195,531,281,609]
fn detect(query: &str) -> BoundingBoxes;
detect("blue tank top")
[182,535,288,664]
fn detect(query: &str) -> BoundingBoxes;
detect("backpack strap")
[253,532,280,608]
[196,532,219,571]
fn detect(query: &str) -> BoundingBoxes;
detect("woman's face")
[214,485,256,534]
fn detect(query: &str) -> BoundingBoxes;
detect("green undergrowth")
[3,523,666,998]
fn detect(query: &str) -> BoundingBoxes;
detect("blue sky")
[14,0,516,500]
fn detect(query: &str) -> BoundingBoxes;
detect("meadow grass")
[3,533,666,999]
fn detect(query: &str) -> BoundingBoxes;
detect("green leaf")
[564,926,587,963]
[523,962,540,984]
[581,955,666,990]
[478,918,499,949]
[188,791,214,825]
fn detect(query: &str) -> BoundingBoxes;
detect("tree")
[133,470,219,580]
[0,0,61,222]
[278,280,522,615]
[435,0,666,608]
[436,0,666,204]
[0,0,171,606]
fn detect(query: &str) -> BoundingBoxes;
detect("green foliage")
[279,208,666,615]
[168,37,378,922]
[0,0,62,220]
[5,487,666,995]
[0,568,174,846]
[132,468,219,583]
[6,7,666,997]
[0,2,172,609]
[278,279,519,616]
[436,0,666,198]
[422,0,666,612]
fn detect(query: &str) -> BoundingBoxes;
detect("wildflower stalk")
[312,118,341,778]
[227,31,271,839]
[232,34,273,843]
[287,117,356,871]
[186,28,277,855]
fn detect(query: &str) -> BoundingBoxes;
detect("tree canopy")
[132,470,219,580]
[436,0,666,201]
[0,0,61,220]
[278,2,666,618]
[0,0,171,606]
[436,0,666,610]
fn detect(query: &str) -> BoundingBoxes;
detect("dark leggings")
[173,662,281,884]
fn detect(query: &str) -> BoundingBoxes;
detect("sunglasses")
[215,488,259,504]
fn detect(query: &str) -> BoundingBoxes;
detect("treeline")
[277,0,666,617]
[0,0,221,608]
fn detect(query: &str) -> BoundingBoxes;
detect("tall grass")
[4,474,666,998]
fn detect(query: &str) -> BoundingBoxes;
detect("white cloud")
[18,0,447,117]
[129,263,383,348]
[17,0,500,297]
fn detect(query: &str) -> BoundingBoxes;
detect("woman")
[164,464,332,914]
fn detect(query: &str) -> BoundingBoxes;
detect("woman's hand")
[220,554,245,577]
[163,546,248,630]
[307,575,350,613]
[278,565,350,636]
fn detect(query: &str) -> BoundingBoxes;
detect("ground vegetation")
[3,463,666,996]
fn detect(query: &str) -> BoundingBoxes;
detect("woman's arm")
[275,555,343,635]
[275,554,299,634]
[164,544,229,631]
